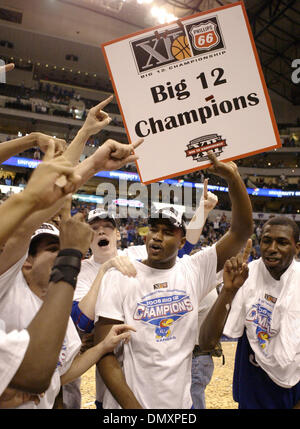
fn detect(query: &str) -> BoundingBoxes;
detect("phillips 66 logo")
[189,20,220,51]
[185,16,225,56]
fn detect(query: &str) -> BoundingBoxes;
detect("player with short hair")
[199,215,300,409]
[93,152,253,409]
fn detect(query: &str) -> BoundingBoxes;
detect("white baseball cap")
[149,207,186,235]
[87,208,116,227]
[30,223,60,242]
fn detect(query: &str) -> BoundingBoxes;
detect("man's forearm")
[198,288,237,352]
[227,173,253,239]
[63,128,90,166]
[97,354,142,409]
[61,342,106,385]
[216,172,253,271]
[11,280,75,393]
[0,197,66,276]
[74,153,98,186]
[0,134,37,164]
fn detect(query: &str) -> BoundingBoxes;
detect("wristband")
[49,249,82,289]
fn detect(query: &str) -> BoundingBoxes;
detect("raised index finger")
[131,138,144,151]
[94,95,114,112]
[242,238,252,263]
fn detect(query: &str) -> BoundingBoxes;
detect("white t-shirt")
[0,320,30,396]
[74,244,147,403]
[74,245,147,302]
[95,245,218,409]
[224,258,300,388]
[0,255,81,408]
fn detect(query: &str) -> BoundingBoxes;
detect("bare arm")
[62,96,113,165]
[185,179,218,245]
[0,143,80,250]
[0,133,67,164]
[206,152,253,271]
[61,324,134,385]
[9,205,93,394]
[75,138,143,185]
[0,137,144,274]
[78,256,136,320]
[199,240,251,351]
[94,317,142,409]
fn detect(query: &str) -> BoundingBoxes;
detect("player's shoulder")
[80,256,100,272]
[179,244,216,263]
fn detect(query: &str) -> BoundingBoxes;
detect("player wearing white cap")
[0,212,134,409]
[70,180,218,408]
[93,152,253,409]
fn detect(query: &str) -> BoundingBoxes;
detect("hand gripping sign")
[101,1,281,184]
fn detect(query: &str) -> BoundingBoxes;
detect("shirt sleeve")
[0,323,30,396]
[94,270,125,324]
[177,240,195,258]
[71,301,94,334]
[181,244,218,303]
[73,269,93,303]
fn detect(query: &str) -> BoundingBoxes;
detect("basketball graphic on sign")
[171,36,191,60]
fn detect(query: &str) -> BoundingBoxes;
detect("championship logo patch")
[185,133,227,162]
[133,291,193,342]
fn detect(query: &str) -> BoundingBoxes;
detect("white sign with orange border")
[102,1,281,184]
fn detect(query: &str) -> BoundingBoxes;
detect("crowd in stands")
[0,81,123,124]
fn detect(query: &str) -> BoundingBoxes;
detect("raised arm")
[75,137,143,185]
[76,256,136,322]
[0,142,80,250]
[185,178,218,245]
[198,239,251,351]
[206,152,253,271]
[0,132,66,164]
[10,206,93,393]
[0,137,145,275]
[62,96,113,165]
[94,317,143,409]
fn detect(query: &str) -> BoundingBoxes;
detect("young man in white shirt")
[93,152,253,409]
[199,216,300,409]
[0,217,134,409]
[70,180,219,408]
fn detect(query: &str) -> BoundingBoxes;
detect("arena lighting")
[151,5,177,24]
[2,156,300,199]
